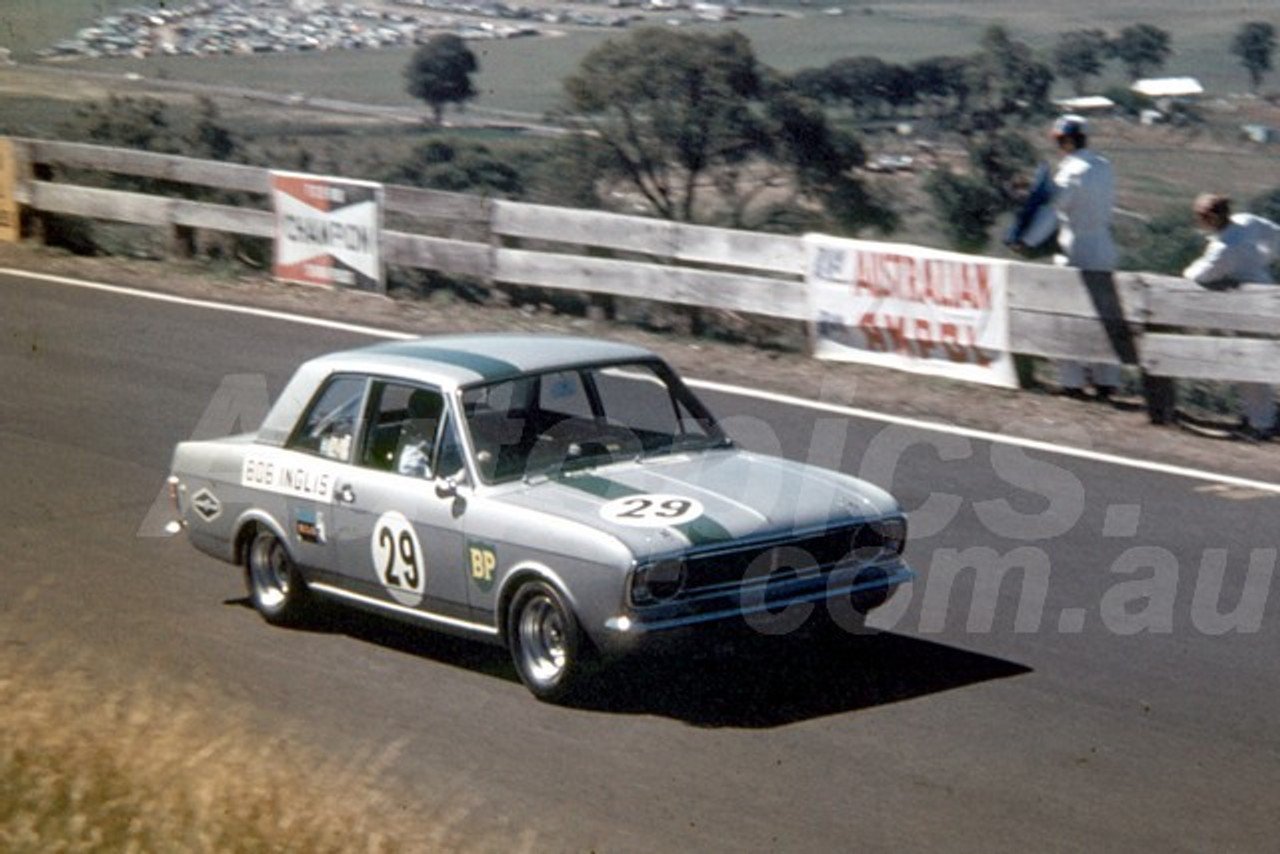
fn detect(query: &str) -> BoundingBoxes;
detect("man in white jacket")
[1048,114,1122,400]
[1184,193,1280,439]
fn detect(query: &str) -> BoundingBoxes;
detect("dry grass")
[0,645,465,854]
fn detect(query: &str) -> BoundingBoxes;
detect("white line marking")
[685,377,1280,496]
[8,267,1280,495]
[3,268,415,340]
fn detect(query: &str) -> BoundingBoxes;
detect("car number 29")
[371,511,426,606]
[600,494,704,528]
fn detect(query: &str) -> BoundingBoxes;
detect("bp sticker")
[371,511,426,606]
[599,494,704,529]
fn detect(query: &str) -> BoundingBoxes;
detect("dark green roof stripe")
[365,342,520,381]
[556,474,734,546]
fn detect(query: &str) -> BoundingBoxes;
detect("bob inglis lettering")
[242,454,334,501]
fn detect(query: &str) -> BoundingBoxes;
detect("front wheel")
[507,581,592,703]
[245,529,312,626]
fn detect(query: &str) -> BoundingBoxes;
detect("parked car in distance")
[168,334,913,702]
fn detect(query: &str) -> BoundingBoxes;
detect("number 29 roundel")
[599,494,705,529]
[371,511,426,606]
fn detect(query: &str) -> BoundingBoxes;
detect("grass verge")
[0,644,436,854]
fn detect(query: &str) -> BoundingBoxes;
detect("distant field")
[5,1,1278,238]
[9,2,1275,115]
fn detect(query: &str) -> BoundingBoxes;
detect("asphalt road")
[2,270,1277,852]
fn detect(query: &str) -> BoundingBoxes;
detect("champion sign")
[271,171,384,291]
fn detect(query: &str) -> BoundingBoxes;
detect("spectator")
[1048,114,1121,401]
[1016,115,1122,399]
[1184,193,1280,440]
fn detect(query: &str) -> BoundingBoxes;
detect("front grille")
[680,523,886,596]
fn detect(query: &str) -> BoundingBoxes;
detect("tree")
[188,96,240,162]
[387,139,523,196]
[964,27,1055,128]
[925,168,1002,253]
[968,130,1037,206]
[65,95,178,152]
[766,89,896,235]
[561,29,892,232]
[404,34,479,125]
[1231,22,1277,93]
[561,28,769,223]
[1113,23,1172,80]
[910,56,972,115]
[1117,208,1202,276]
[1053,29,1112,95]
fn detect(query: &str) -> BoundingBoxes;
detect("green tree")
[968,130,1037,206]
[766,88,896,234]
[1250,187,1280,221]
[561,28,765,223]
[65,95,179,152]
[188,97,240,162]
[562,29,893,232]
[1113,23,1172,80]
[965,27,1055,129]
[1117,208,1202,275]
[1052,29,1112,95]
[1231,22,1277,93]
[909,56,973,116]
[404,34,479,126]
[387,139,523,196]
[925,168,1002,253]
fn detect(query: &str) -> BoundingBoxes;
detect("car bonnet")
[491,448,899,556]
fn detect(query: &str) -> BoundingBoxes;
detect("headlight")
[852,516,908,562]
[631,558,686,605]
[875,516,908,556]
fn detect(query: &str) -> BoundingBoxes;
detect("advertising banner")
[271,171,383,291]
[0,138,20,243]
[806,234,1017,388]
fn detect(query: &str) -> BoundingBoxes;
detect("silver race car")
[168,334,912,701]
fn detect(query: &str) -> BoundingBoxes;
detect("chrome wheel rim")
[517,594,567,686]
[249,535,289,609]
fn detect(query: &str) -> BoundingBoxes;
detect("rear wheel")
[507,581,592,703]
[245,529,312,626]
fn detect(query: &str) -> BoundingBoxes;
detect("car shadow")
[224,598,1030,728]
[574,630,1031,728]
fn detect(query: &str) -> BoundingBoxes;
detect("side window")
[435,411,465,479]
[288,376,366,462]
[359,382,444,478]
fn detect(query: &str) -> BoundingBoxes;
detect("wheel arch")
[233,510,290,567]
[495,562,575,646]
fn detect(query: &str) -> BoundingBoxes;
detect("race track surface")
[2,271,1277,852]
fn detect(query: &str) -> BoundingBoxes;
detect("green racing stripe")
[556,473,734,546]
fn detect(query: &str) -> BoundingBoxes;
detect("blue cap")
[1052,114,1088,137]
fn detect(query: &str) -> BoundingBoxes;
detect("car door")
[265,372,367,580]
[330,380,472,623]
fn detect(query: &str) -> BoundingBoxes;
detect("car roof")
[311,334,660,389]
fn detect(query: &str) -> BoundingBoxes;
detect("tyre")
[507,580,592,703]
[245,528,312,626]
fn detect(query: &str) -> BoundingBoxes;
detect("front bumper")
[601,560,913,645]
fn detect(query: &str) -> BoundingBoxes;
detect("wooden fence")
[7,137,1280,421]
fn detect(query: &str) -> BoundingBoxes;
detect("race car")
[168,334,912,701]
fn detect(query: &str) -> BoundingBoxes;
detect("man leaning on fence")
[1012,114,1122,401]
[1183,193,1280,441]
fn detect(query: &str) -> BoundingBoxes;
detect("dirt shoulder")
[3,240,1278,486]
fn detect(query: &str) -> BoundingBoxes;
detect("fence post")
[0,137,22,243]
[170,223,197,259]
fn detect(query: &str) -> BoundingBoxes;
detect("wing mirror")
[435,468,467,500]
